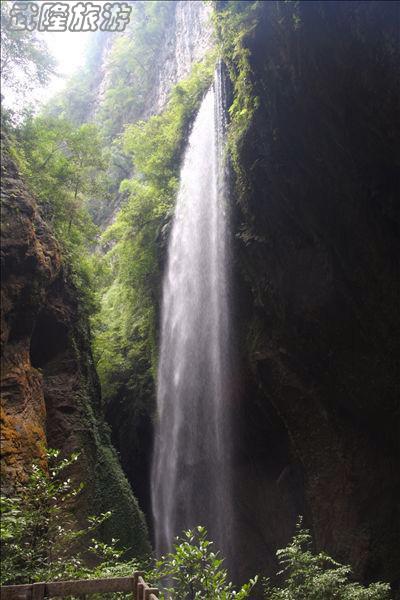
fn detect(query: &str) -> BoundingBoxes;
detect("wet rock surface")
[1,137,61,487]
[0,136,150,556]
[231,1,400,591]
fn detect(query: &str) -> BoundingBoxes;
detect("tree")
[150,526,257,600]
[0,1,56,102]
[12,115,110,311]
[0,450,140,585]
[263,519,391,600]
[17,116,108,239]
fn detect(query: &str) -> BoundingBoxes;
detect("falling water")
[152,68,233,559]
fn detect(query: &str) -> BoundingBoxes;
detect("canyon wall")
[93,1,212,126]
[0,136,150,556]
[229,0,400,592]
[146,0,213,115]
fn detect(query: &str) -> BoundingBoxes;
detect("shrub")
[263,518,391,600]
[150,526,257,599]
[0,450,140,585]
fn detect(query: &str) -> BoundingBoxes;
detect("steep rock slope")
[147,0,213,114]
[0,137,150,556]
[230,0,400,591]
[96,0,212,121]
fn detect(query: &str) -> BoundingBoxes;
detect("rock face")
[230,0,400,592]
[1,138,60,488]
[149,0,213,114]
[0,136,151,557]
[95,1,212,124]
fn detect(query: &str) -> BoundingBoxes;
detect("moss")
[67,301,152,558]
[93,444,151,558]
[212,1,261,201]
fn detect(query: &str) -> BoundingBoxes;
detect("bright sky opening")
[37,28,92,101]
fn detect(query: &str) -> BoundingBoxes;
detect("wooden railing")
[0,573,159,600]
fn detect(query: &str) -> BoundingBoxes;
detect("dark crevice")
[30,310,69,369]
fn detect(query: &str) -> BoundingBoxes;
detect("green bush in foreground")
[0,450,139,585]
[150,526,257,599]
[263,518,391,600]
[1,453,391,599]
[150,523,390,600]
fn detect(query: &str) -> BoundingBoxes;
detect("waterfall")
[152,68,233,559]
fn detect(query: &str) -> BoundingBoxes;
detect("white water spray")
[152,68,233,558]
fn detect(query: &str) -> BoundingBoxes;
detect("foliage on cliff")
[0,451,141,585]
[147,524,389,600]
[263,520,391,600]
[92,54,215,407]
[151,526,257,599]
[46,1,175,140]
[212,1,260,185]
[43,1,178,229]
[3,116,106,312]
[1,452,391,600]
[97,0,176,139]
[1,9,154,558]
[0,1,56,103]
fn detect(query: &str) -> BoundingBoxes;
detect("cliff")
[0,135,151,557]
[227,0,400,592]
[145,0,213,115]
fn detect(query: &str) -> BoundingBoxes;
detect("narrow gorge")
[1,1,399,598]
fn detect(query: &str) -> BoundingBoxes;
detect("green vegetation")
[1,0,217,412]
[149,523,390,600]
[153,525,391,599]
[213,1,260,188]
[263,519,391,600]
[0,2,107,311]
[0,450,140,585]
[150,527,257,599]
[1,7,217,567]
[96,1,175,139]
[1,4,394,598]
[92,54,215,408]
[47,1,175,140]
[1,453,390,598]
[0,1,56,105]
[7,116,109,312]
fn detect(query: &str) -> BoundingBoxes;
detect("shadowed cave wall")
[226,0,400,592]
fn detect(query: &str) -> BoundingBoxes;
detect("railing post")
[32,583,45,600]
[144,589,159,600]
[137,582,144,600]
[133,572,142,599]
